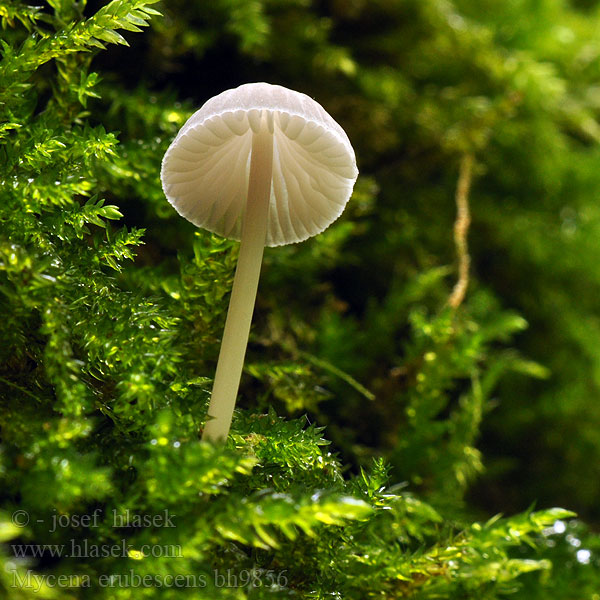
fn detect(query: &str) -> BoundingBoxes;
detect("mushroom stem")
[202,116,273,442]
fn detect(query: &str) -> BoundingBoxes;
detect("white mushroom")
[161,82,358,442]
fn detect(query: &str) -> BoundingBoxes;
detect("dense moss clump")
[1,0,599,598]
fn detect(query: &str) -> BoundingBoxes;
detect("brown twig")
[448,154,474,309]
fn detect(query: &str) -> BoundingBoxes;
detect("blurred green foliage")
[1,0,600,597]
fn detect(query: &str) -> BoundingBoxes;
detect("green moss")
[1,0,599,598]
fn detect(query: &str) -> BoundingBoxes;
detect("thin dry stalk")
[448,154,474,309]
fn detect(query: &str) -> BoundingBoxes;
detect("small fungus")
[161,82,358,441]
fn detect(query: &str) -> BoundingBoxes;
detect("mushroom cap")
[160,82,359,247]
